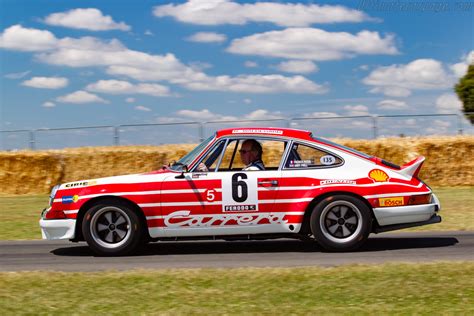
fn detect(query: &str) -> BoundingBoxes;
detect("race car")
[40,127,441,256]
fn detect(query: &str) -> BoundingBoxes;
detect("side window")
[215,138,287,171]
[196,140,226,171]
[260,139,286,170]
[285,143,342,169]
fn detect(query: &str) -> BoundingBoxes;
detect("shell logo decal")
[369,169,389,182]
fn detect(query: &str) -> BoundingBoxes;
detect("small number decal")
[232,173,248,202]
[205,189,216,202]
[320,155,336,165]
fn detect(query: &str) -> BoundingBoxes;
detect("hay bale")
[1,136,472,195]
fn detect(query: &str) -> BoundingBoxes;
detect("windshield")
[314,136,373,159]
[170,134,215,171]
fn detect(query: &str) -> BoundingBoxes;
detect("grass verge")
[0,187,472,240]
[1,262,473,315]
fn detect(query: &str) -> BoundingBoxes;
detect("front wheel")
[82,201,144,256]
[310,195,372,251]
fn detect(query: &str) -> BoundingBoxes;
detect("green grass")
[0,187,472,240]
[0,262,472,315]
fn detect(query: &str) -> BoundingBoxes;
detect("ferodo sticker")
[379,197,404,207]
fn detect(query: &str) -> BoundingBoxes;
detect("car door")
[161,137,287,237]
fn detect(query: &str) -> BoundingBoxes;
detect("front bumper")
[373,193,441,226]
[40,218,76,240]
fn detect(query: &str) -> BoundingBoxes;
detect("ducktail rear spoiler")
[399,156,425,178]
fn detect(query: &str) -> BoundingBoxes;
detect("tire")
[310,195,372,251]
[82,201,144,256]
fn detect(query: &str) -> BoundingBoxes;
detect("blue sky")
[1,0,473,142]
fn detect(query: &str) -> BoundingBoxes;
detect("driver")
[197,139,265,171]
[239,139,265,171]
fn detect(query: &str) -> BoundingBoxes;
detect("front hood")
[59,168,176,191]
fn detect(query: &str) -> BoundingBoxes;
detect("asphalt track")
[1,231,473,272]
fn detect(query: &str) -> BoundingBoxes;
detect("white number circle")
[320,155,336,165]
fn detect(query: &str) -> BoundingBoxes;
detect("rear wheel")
[82,201,144,256]
[310,195,372,251]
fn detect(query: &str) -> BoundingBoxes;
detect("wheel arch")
[74,196,150,241]
[299,191,375,235]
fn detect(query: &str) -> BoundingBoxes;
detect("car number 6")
[232,173,248,203]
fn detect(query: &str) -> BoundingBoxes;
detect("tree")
[455,64,474,124]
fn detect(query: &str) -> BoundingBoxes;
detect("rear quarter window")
[284,143,343,169]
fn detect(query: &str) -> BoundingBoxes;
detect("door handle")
[258,180,278,186]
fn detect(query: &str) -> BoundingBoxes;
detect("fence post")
[372,115,378,139]
[457,114,463,135]
[114,126,120,146]
[199,123,204,142]
[29,130,36,150]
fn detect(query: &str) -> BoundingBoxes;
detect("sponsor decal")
[320,155,336,165]
[288,159,313,168]
[192,173,207,178]
[379,197,404,207]
[369,169,389,182]
[320,179,356,185]
[64,180,96,188]
[164,210,287,228]
[224,204,256,212]
[62,195,79,204]
[232,129,283,135]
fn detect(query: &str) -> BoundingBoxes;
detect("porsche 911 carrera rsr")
[40,127,441,255]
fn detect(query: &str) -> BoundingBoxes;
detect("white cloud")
[1,25,326,95]
[56,90,108,104]
[0,24,57,51]
[303,112,340,118]
[176,109,237,121]
[86,80,171,97]
[176,108,283,121]
[42,101,56,108]
[243,98,252,104]
[344,105,370,116]
[227,28,398,61]
[125,97,135,103]
[4,70,31,79]
[153,0,371,26]
[244,61,258,68]
[181,74,328,94]
[363,59,453,97]
[435,93,462,114]
[187,32,227,43]
[369,86,412,97]
[274,60,318,74]
[377,99,408,110]
[44,8,130,31]
[426,120,452,135]
[144,30,154,36]
[135,105,151,112]
[22,76,68,89]
[243,109,283,120]
[450,50,474,77]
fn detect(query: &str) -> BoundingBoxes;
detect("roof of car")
[216,127,313,140]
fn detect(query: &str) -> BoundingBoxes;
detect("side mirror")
[175,165,188,179]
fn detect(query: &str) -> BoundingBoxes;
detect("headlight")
[49,184,60,206]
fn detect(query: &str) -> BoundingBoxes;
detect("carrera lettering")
[379,197,404,207]
[164,210,287,228]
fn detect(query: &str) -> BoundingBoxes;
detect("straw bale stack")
[0,136,472,195]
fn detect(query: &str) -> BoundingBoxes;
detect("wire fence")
[1,113,473,150]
